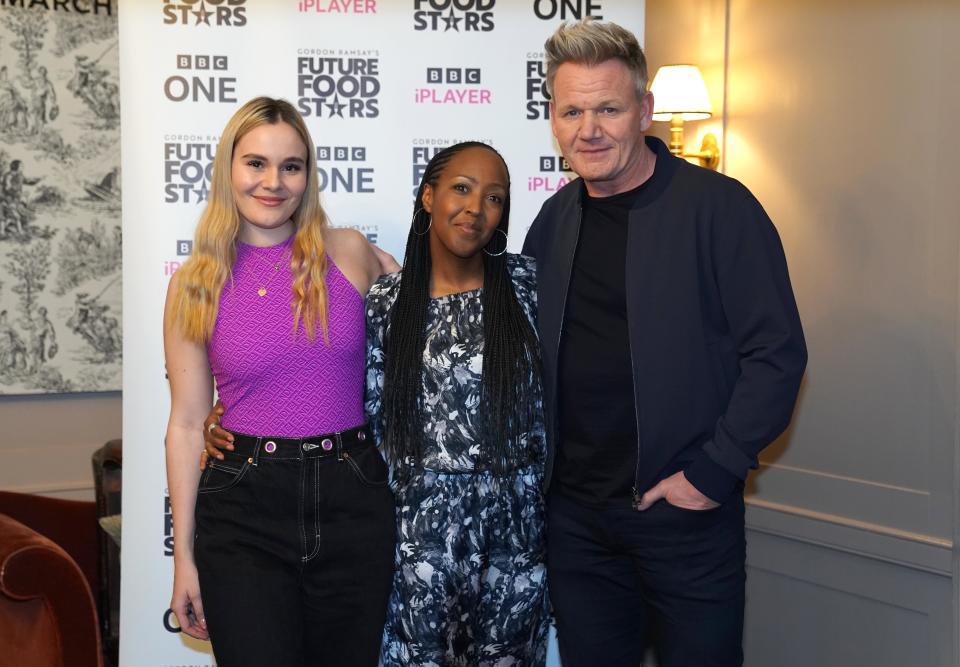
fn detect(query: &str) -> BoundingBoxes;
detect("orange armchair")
[0,492,103,667]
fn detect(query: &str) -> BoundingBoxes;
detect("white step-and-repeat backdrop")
[119,2,644,664]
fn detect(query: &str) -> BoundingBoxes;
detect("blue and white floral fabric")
[365,254,549,667]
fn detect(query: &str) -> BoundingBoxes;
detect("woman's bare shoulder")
[325,227,370,257]
[324,227,377,293]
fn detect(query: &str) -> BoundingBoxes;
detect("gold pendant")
[257,287,267,297]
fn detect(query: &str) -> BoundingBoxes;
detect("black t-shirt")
[554,162,668,506]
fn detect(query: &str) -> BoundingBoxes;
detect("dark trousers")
[547,491,746,667]
[194,428,396,667]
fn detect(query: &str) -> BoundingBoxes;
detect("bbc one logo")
[297,50,380,119]
[531,0,602,20]
[164,136,216,204]
[316,145,374,193]
[415,67,490,105]
[525,54,550,120]
[162,0,247,26]
[528,154,574,193]
[413,0,494,32]
[164,55,237,104]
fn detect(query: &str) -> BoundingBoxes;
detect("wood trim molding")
[746,496,952,577]
[0,480,95,497]
[750,460,933,535]
[758,461,928,497]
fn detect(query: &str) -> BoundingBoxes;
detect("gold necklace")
[243,248,289,297]
[256,261,280,297]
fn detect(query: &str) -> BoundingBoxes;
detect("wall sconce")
[650,64,720,170]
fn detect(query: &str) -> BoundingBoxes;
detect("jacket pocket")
[661,498,723,515]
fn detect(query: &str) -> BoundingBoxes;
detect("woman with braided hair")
[366,141,549,665]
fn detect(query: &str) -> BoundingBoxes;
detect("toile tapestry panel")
[0,1,120,393]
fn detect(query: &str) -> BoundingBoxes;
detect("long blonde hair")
[172,97,330,343]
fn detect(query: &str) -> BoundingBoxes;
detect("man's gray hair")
[544,18,648,100]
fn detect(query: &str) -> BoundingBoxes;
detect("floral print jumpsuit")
[365,254,549,667]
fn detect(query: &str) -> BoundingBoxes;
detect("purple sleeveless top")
[207,237,365,437]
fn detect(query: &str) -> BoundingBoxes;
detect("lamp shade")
[650,65,712,121]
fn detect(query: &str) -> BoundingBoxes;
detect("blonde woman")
[164,97,396,666]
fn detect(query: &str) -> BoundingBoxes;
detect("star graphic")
[325,94,346,118]
[442,7,462,32]
[194,181,209,203]
[193,1,213,26]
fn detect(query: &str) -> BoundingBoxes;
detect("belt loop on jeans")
[252,436,262,466]
[336,432,344,461]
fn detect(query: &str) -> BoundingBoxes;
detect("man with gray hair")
[522,18,806,666]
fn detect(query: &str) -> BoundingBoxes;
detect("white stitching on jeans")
[303,458,322,562]
[197,459,250,494]
[344,451,388,486]
[299,456,308,561]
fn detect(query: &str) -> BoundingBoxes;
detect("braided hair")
[381,142,542,477]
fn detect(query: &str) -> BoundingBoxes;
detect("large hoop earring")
[412,208,432,236]
[483,228,508,257]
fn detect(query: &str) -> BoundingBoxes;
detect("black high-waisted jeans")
[194,424,395,667]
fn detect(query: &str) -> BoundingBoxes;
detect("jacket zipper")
[551,206,582,488]
[557,206,582,352]
[628,330,643,510]
[627,215,643,511]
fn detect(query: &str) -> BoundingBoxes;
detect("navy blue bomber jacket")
[521,136,807,504]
